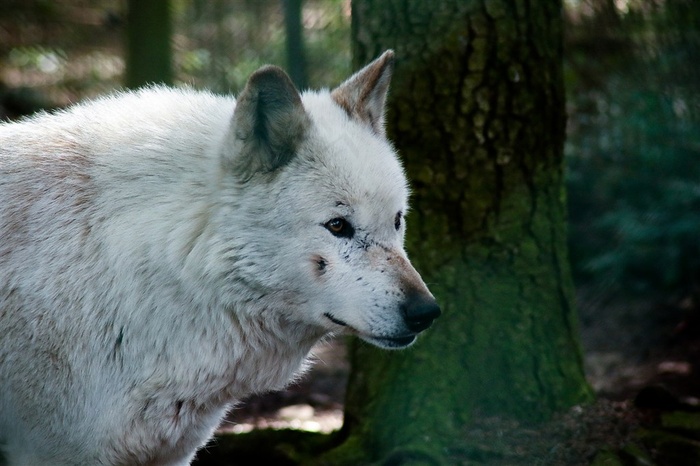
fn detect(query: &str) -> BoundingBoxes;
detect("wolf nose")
[402,293,441,333]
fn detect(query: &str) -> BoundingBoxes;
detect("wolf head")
[216,51,440,349]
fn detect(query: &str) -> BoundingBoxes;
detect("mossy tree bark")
[323,0,593,463]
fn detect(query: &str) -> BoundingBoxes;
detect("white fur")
[0,54,437,465]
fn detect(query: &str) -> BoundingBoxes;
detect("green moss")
[591,449,625,466]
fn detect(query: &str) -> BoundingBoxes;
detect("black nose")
[402,293,441,333]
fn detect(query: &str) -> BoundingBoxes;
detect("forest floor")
[196,288,700,465]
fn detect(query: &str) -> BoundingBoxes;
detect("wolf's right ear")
[226,65,310,179]
[331,50,394,137]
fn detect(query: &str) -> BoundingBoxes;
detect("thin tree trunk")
[125,0,173,88]
[282,0,307,89]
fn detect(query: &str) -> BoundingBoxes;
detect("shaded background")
[1,0,699,462]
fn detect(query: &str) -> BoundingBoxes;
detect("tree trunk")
[125,0,173,88]
[282,0,308,89]
[326,0,593,463]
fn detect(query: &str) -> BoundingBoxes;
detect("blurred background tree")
[282,0,307,89]
[125,0,173,87]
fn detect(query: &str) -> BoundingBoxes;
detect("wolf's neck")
[219,307,325,397]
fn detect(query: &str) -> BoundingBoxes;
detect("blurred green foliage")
[174,0,350,93]
[565,0,700,297]
[0,0,350,105]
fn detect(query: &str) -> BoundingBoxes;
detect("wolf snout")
[401,292,441,333]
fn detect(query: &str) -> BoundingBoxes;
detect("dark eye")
[325,218,355,238]
[394,211,402,231]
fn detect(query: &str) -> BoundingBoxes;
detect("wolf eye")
[325,218,354,238]
[394,211,403,231]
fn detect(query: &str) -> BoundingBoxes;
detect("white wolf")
[0,50,440,465]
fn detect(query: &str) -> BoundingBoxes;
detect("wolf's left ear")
[227,65,310,179]
[331,50,394,137]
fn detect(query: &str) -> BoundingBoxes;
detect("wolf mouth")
[368,334,416,348]
[323,312,416,348]
[323,312,349,327]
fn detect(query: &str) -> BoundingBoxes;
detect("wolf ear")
[227,65,310,178]
[331,50,395,137]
